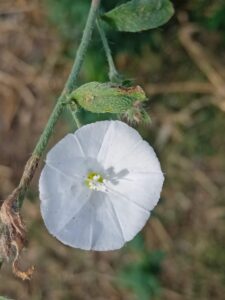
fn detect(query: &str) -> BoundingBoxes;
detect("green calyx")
[70,81,146,114]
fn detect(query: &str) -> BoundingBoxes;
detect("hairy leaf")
[102,0,174,32]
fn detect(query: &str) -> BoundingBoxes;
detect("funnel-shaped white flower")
[39,120,164,251]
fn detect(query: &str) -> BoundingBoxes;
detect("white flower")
[39,120,164,251]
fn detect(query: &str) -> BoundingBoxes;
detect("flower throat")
[85,171,107,192]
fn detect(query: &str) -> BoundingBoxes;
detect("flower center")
[85,171,107,192]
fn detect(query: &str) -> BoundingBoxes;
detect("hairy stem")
[0,0,101,275]
[34,0,101,157]
[96,19,121,82]
[16,0,100,207]
[70,110,82,128]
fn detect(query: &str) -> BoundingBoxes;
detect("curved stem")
[17,0,101,206]
[34,0,101,157]
[0,0,101,275]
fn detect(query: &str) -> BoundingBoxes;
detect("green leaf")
[102,0,174,32]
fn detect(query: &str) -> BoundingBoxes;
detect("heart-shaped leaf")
[102,0,174,32]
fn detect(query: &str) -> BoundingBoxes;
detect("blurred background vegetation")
[0,0,225,299]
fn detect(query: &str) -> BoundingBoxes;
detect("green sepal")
[70,82,146,114]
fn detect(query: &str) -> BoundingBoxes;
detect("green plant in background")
[119,235,165,300]
[189,0,225,33]
[46,0,90,41]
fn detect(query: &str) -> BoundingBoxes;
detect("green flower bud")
[70,82,146,114]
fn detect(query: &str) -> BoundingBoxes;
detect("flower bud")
[70,82,146,114]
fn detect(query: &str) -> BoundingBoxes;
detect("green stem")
[96,19,121,83]
[34,0,101,156]
[17,0,101,205]
[71,110,82,128]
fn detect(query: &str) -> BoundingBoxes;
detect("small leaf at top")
[102,0,174,32]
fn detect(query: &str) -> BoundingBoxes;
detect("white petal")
[75,121,111,158]
[46,133,85,162]
[97,121,142,168]
[57,192,125,251]
[107,171,164,211]
[114,141,163,173]
[39,164,91,234]
[46,159,89,181]
[97,122,162,175]
[107,191,150,241]
[46,133,88,179]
